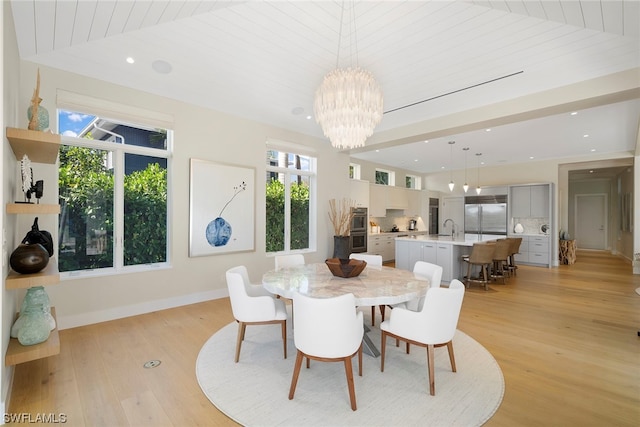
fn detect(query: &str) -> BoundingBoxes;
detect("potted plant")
[328,198,355,259]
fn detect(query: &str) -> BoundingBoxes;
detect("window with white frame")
[57,109,171,276]
[349,163,361,180]
[266,146,316,253]
[375,168,395,185]
[406,174,421,189]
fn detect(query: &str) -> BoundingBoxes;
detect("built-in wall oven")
[350,207,368,253]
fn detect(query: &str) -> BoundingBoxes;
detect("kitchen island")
[395,234,499,282]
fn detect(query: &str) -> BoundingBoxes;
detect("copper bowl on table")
[325,258,367,278]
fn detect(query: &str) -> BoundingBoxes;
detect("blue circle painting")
[206,217,232,247]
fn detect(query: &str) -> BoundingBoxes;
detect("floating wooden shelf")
[6,257,59,290]
[6,203,61,215]
[5,307,60,366]
[6,127,60,164]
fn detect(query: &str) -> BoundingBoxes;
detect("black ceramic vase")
[333,235,350,260]
[10,243,49,274]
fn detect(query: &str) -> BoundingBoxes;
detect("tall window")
[58,110,171,275]
[266,147,316,253]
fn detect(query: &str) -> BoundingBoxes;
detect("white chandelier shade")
[314,67,383,149]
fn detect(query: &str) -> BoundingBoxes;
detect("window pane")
[290,175,310,250]
[58,146,114,271]
[375,170,389,185]
[124,154,168,266]
[265,149,311,171]
[266,174,285,252]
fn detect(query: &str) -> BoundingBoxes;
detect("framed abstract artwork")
[189,159,255,257]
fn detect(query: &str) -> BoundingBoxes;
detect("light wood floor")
[7,251,640,426]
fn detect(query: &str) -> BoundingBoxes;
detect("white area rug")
[196,309,504,426]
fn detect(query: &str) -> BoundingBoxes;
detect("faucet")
[443,218,456,239]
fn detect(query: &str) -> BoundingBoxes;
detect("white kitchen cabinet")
[387,186,408,209]
[512,235,550,266]
[510,184,549,218]
[349,179,369,208]
[405,189,422,216]
[436,244,453,282]
[368,234,396,262]
[369,184,387,217]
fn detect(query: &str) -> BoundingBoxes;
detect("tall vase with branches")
[328,198,355,259]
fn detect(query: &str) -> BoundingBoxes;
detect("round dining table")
[262,262,430,357]
[262,262,430,306]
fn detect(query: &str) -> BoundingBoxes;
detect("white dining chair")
[275,254,305,270]
[380,279,465,396]
[349,253,384,326]
[398,261,443,311]
[289,292,364,411]
[226,266,288,363]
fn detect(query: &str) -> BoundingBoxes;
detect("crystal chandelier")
[313,3,383,149]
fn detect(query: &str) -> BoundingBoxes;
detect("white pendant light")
[475,153,482,195]
[462,147,469,193]
[448,141,455,192]
[314,2,383,149]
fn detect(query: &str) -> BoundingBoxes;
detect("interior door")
[575,194,607,250]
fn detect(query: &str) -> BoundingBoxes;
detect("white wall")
[6,60,351,331]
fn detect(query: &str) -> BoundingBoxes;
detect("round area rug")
[196,310,504,426]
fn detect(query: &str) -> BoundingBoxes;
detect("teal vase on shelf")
[16,303,50,346]
[27,104,50,132]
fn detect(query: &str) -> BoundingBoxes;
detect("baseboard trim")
[56,288,229,330]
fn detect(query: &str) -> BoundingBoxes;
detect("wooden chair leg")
[446,340,456,372]
[281,320,287,359]
[234,321,246,363]
[357,344,363,376]
[288,350,304,400]
[379,305,386,322]
[343,356,357,411]
[427,344,435,396]
[371,306,376,326]
[380,331,387,372]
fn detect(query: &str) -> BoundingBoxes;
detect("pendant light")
[448,141,455,192]
[475,152,482,195]
[462,147,469,193]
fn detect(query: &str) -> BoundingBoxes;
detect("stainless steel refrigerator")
[464,195,508,237]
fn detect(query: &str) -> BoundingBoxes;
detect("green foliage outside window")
[265,179,309,252]
[58,146,167,271]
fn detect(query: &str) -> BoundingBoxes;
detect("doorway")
[574,194,607,250]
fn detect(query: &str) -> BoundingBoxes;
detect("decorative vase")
[333,235,350,259]
[9,243,49,274]
[22,286,55,330]
[16,303,50,346]
[27,104,50,132]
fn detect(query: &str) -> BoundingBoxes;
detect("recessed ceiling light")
[306,115,312,120]
[529,156,534,159]
[424,140,429,143]
[414,159,418,162]
[583,134,589,138]
[485,128,491,132]
[375,149,380,153]
[589,170,594,173]
[570,112,578,115]
[126,57,135,64]
[441,166,445,169]
[152,59,172,74]
[590,148,596,152]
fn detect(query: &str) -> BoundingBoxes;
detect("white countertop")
[395,234,502,246]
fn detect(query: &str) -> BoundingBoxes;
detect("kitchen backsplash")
[369,214,427,233]
[511,217,550,235]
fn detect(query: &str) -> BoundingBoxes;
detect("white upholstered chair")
[397,261,443,311]
[349,253,384,326]
[226,266,288,363]
[288,292,364,411]
[275,254,305,270]
[380,279,465,396]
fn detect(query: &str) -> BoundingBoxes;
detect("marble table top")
[262,263,430,306]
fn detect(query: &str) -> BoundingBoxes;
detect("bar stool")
[491,239,511,283]
[506,237,522,276]
[463,243,496,291]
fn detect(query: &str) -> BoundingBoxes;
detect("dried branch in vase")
[328,198,355,236]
